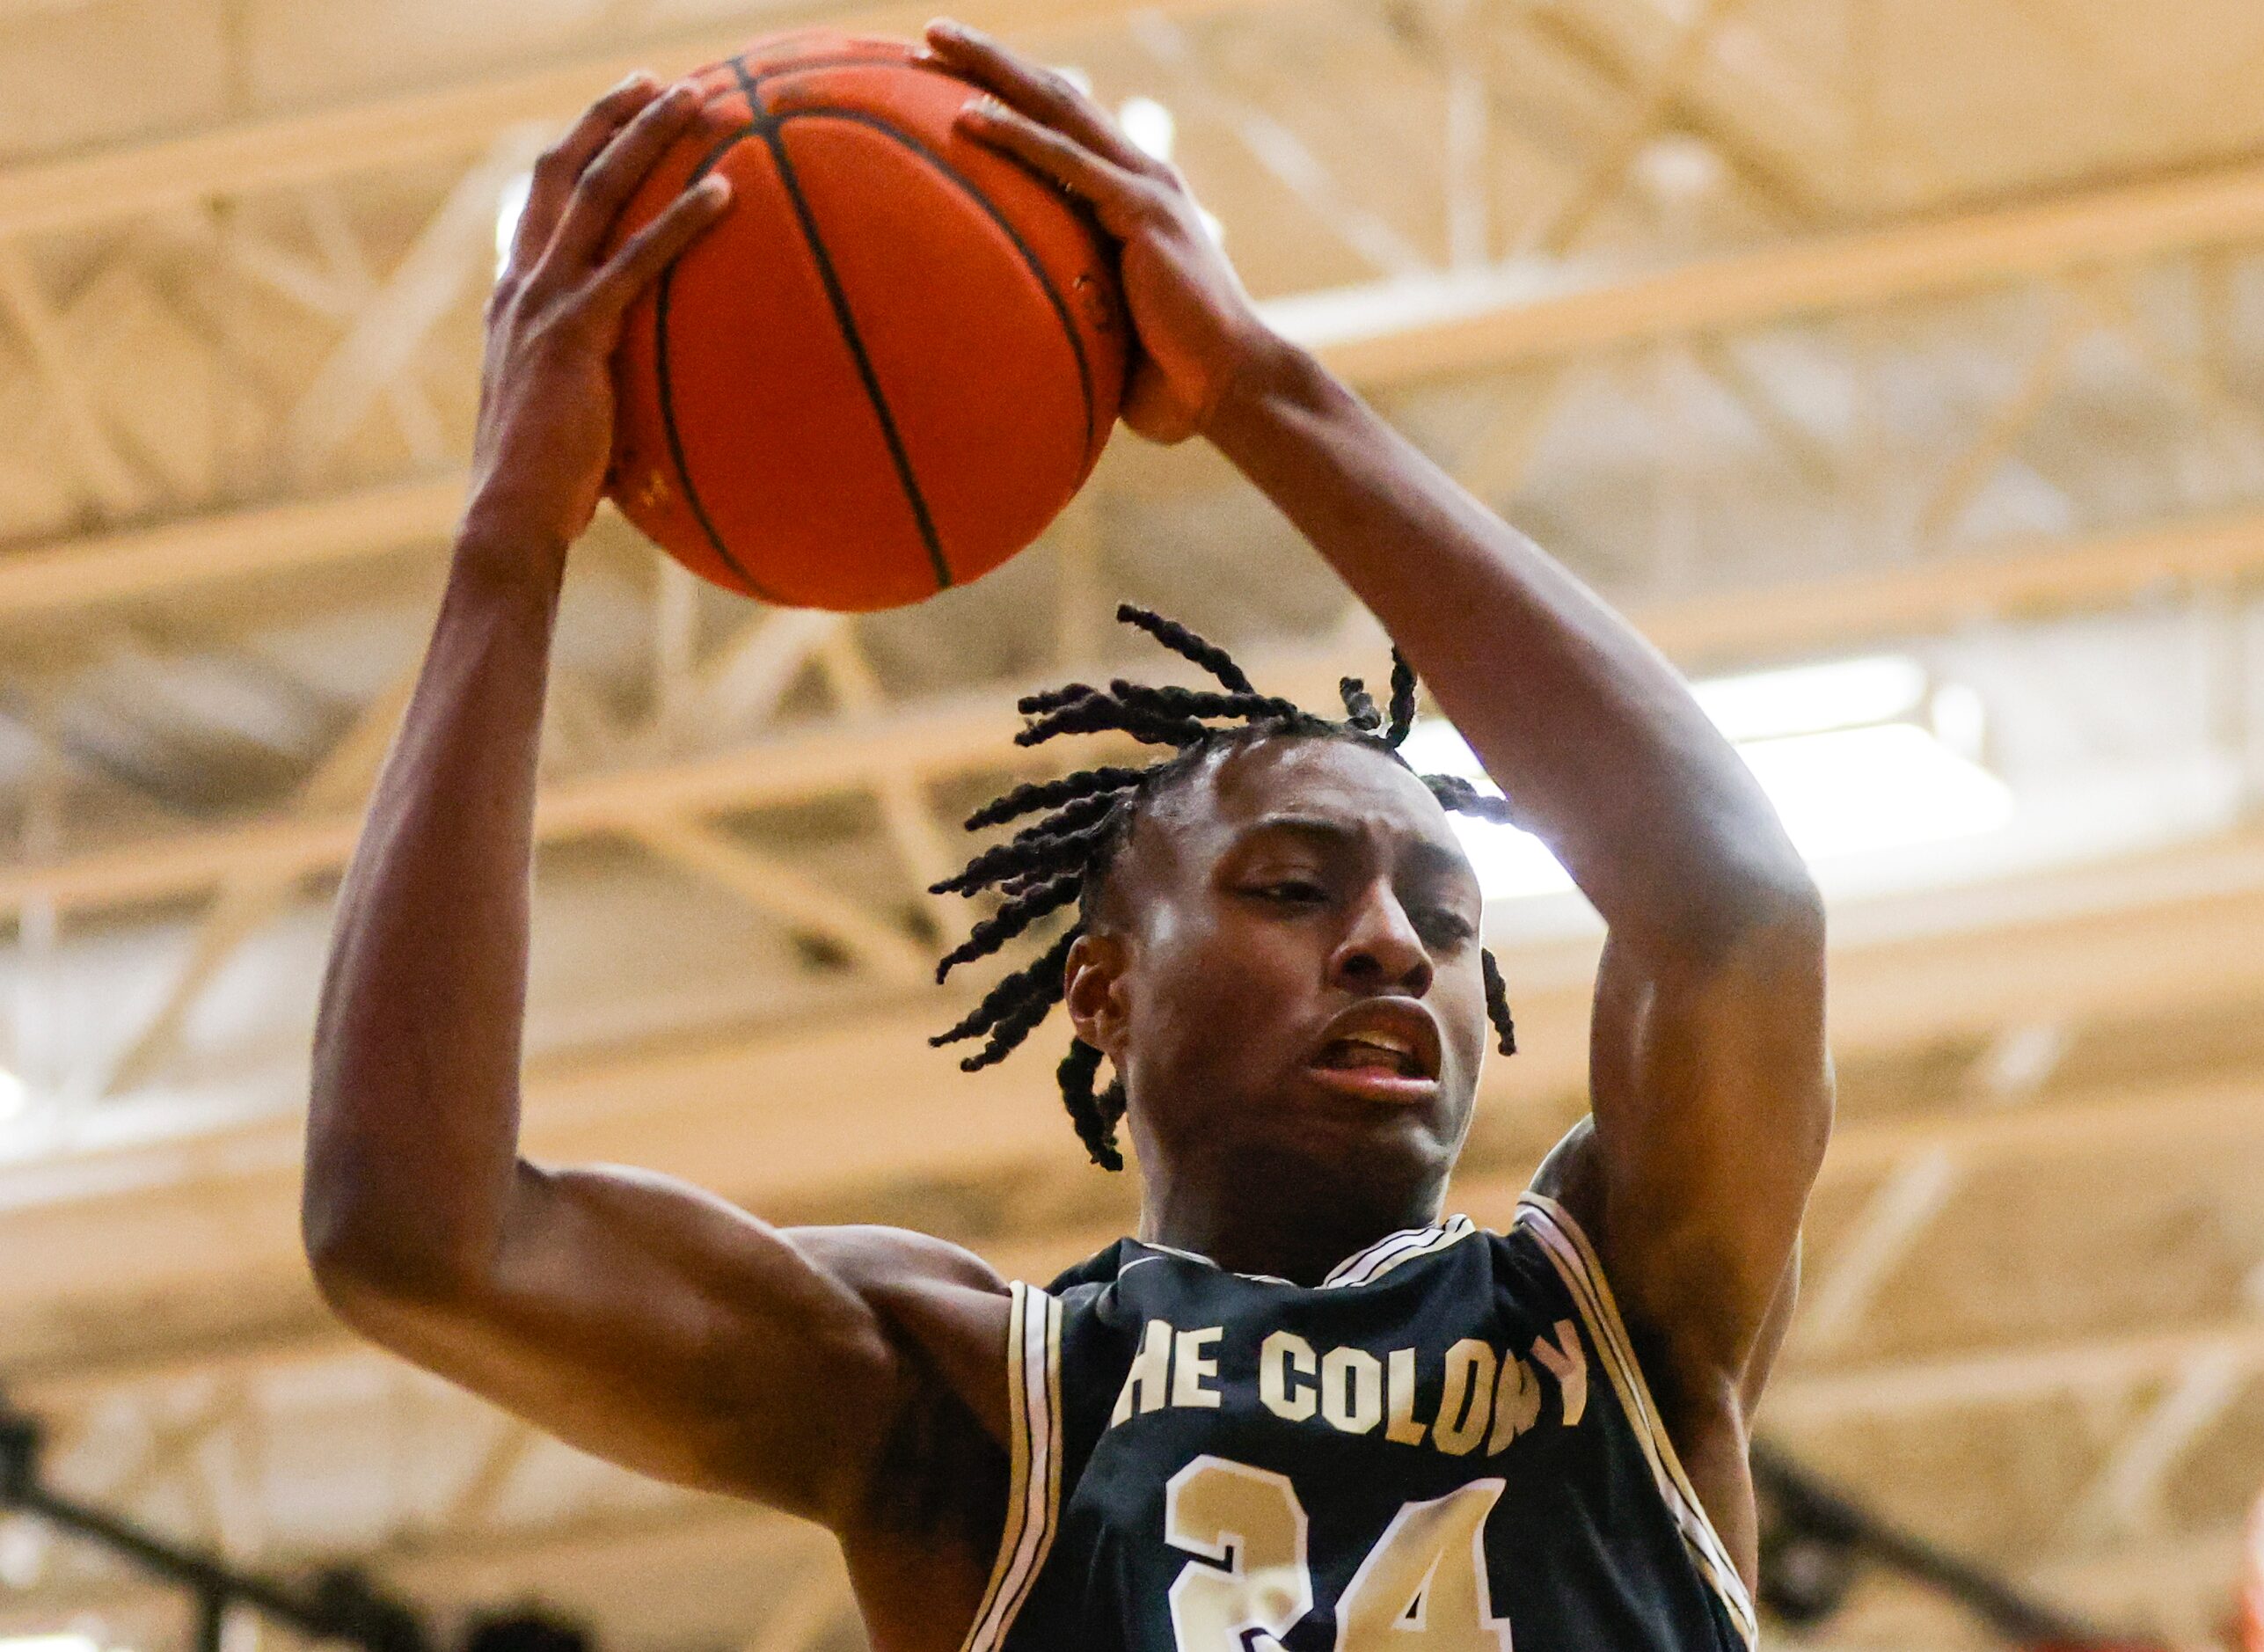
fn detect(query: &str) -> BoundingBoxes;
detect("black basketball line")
[729,55,766,114]
[656,53,1105,601]
[778,106,1104,467]
[733,54,1105,466]
[651,123,786,603]
[760,120,956,592]
[733,48,964,103]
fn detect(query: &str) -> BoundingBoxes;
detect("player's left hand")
[922,18,1278,445]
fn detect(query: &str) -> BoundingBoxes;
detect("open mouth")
[1312,1033,1428,1079]
[1305,1002,1443,1089]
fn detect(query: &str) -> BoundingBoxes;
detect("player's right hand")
[462,76,732,561]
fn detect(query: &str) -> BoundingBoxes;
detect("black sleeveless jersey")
[959,1195,1756,1652]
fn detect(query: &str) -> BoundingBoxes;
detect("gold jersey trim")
[1514,1193,1761,1649]
[956,1281,1065,1652]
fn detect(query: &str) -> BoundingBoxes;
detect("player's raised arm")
[301,76,1010,1542]
[1187,336,1832,1478]
[931,10,1828,1568]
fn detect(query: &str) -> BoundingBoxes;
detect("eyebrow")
[1236,814,1476,884]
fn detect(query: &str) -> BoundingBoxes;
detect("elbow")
[1673,851,1825,963]
[302,1192,489,1332]
[305,1229,463,1334]
[1742,859,1825,943]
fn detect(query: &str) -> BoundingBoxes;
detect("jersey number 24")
[1165,1455,1513,1651]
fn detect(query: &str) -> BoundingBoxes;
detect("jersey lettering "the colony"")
[960,1195,1756,1652]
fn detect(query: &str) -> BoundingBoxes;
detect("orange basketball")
[605,31,1128,611]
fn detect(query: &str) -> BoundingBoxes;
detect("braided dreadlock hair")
[931,605,1519,1171]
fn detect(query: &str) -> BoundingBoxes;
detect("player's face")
[1099,736,1491,1218]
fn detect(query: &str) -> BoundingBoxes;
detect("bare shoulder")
[790,1223,1013,1297]
[1526,1115,1606,1236]
[795,1226,1022,1647]
[788,1224,1018,1445]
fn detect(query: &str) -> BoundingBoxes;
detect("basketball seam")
[651,123,787,603]
[756,116,956,592]
[731,54,768,114]
[779,106,1105,471]
[738,56,1107,524]
[657,54,1102,603]
[734,48,965,99]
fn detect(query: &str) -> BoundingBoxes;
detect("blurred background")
[0,0,2262,1648]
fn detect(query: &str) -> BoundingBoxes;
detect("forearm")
[304,529,567,1290]
[1206,340,1811,941]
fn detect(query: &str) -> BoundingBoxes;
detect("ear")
[1063,930,1130,1061]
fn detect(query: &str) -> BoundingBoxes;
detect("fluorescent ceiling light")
[1399,654,2013,903]
[0,1637,99,1652]
[1691,654,1926,743]
[1739,723,2012,859]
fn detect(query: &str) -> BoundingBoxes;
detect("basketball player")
[304,25,1830,1650]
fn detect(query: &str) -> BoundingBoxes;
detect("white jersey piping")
[955,1281,1064,1652]
[1128,1215,1479,1290]
[1513,1193,1760,1648]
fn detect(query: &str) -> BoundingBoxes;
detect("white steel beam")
[433,1415,539,1539]
[647,559,704,748]
[297,188,451,468]
[1793,1146,1963,1352]
[2058,1346,2251,1544]
[97,670,420,1096]
[0,472,464,619]
[0,0,1205,238]
[10,1048,2263,1414]
[284,133,547,479]
[1765,1315,2264,1426]
[1448,365,1576,504]
[1509,0,1827,223]
[1914,293,2089,545]
[4,149,2264,625]
[0,245,152,517]
[1304,157,2264,387]
[1128,11,1433,278]
[11,508,2264,919]
[1515,0,1753,257]
[632,815,932,985]
[813,629,968,938]
[1794,1019,2071,1355]
[693,608,845,733]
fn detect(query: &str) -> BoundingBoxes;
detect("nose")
[1327,880,1433,998]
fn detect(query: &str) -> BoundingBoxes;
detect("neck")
[1136,1152,1446,1287]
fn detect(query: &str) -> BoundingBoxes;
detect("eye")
[1248,878,1329,905]
[1417,908,1477,947]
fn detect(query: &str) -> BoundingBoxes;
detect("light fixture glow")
[493,172,532,277]
[0,1066,25,1123]
[0,1515,44,1587]
[1400,654,2012,903]
[1737,723,2012,859]
[1691,654,1926,743]
[0,1637,99,1652]
[1117,95,1176,161]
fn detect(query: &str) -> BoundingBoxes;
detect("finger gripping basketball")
[605,32,1128,611]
